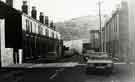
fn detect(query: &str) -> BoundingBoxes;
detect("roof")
[0,1,22,14]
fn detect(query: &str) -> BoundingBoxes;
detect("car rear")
[86,52,114,73]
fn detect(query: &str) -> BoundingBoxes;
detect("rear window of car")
[89,53,111,60]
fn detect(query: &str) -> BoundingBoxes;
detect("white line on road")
[57,68,65,72]
[111,80,121,82]
[111,80,114,82]
[49,68,65,79]
[114,62,126,64]
[77,64,87,66]
[114,62,135,65]
[130,62,134,64]
[49,72,57,79]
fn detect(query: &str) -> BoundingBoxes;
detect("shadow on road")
[85,69,114,76]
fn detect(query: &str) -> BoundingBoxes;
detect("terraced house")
[102,1,129,61]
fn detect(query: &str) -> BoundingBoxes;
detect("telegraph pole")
[98,0,103,52]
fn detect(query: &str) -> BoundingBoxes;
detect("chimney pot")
[6,0,13,7]
[22,1,28,14]
[50,21,54,28]
[39,12,44,23]
[53,25,56,30]
[31,6,37,19]
[45,16,49,26]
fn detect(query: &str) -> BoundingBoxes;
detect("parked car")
[86,52,114,73]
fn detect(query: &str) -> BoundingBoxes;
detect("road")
[48,62,134,82]
[1,62,133,82]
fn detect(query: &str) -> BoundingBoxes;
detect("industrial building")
[90,30,100,52]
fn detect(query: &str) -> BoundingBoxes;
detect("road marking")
[130,62,134,64]
[114,62,134,65]
[111,80,121,82]
[77,64,87,66]
[49,72,57,79]
[111,80,114,82]
[114,62,126,64]
[56,68,65,72]
[49,68,65,79]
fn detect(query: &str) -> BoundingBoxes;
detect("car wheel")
[86,67,95,74]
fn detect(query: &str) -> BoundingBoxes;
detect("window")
[56,34,58,39]
[38,25,43,35]
[26,19,30,32]
[113,19,115,32]
[115,16,117,32]
[35,24,38,34]
[46,29,49,37]
[38,25,42,34]
[42,28,45,35]
[32,23,36,33]
[40,26,43,35]
[52,32,54,38]
[30,22,32,33]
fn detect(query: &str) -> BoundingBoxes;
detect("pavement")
[2,54,84,68]
[0,54,84,82]
[24,54,85,63]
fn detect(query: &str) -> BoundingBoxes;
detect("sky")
[2,0,122,22]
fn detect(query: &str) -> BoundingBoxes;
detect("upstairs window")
[38,25,42,35]
[46,29,49,37]
[52,32,54,38]
[30,22,32,33]
[26,19,30,32]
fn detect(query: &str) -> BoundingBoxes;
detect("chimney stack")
[31,6,37,19]
[6,0,14,8]
[50,21,54,29]
[53,25,56,31]
[39,12,44,24]
[45,16,49,26]
[22,1,28,14]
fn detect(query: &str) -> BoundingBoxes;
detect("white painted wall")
[0,19,14,67]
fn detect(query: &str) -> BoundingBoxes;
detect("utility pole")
[98,0,103,52]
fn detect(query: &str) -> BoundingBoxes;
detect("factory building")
[90,30,100,52]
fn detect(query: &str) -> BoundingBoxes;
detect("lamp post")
[98,0,103,52]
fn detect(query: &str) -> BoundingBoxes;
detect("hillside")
[56,15,104,41]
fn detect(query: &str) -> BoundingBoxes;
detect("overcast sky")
[2,0,121,22]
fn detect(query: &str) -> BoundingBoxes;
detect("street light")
[98,0,103,52]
